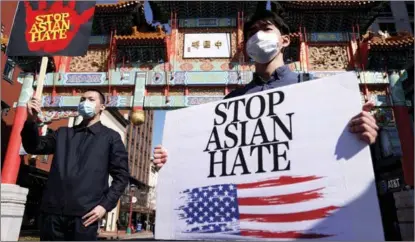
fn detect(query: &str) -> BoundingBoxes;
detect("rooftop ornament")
[114,25,167,41]
[362,31,414,49]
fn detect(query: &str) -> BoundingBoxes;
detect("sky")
[152,111,167,150]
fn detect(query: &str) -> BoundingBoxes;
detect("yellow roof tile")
[363,31,414,48]
[96,1,140,9]
[114,26,166,41]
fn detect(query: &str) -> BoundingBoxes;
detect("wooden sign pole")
[35,56,49,123]
[35,56,49,99]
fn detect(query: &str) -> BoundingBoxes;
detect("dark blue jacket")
[225,65,300,99]
[21,121,129,216]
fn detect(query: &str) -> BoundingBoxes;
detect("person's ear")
[100,104,106,112]
[281,35,290,48]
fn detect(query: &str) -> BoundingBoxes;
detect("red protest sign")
[7,1,96,56]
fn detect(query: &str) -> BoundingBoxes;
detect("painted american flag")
[177,175,340,239]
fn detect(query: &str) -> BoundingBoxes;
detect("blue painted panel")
[178,18,236,28]
[309,71,347,80]
[89,35,110,45]
[309,32,349,42]
[185,96,224,106]
[41,95,134,108]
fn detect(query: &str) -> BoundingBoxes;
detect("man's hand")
[349,101,379,145]
[82,205,106,227]
[27,97,41,122]
[153,145,168,168]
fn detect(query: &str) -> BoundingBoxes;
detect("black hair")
[85,88,106,105]
[244,9,290,42]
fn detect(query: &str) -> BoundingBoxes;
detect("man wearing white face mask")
[153,10,378,168]
[21,89,129,241]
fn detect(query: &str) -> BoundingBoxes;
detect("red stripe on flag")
[238,188,324,206]
[240,206,339,222]
[240,229,334,239]
[237,176,322,189]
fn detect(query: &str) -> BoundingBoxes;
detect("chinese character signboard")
[184,33,231,58]
[155,72,384,240]
[6,0,96,56]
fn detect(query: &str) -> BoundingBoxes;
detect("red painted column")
[2,75,34,184]
[165,36,172,68]
[393,106,414,186]
[53,56,72,72]
[2,107,27,184]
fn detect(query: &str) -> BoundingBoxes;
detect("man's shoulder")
[100,124,120,135]
[270,69,300,88]
[224,83,255,100]
[224,88,245,100]
[287,70,300,82]
[100,124,122,140]
[280,67,300,83]
[55,126,69,132]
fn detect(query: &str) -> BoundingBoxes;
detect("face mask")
[78,100,96,119]
[246,31,281,64]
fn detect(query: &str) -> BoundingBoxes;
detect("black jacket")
[21,120,129,216]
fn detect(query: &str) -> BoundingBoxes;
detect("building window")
[406,2,414,17]
[3,59,15,83]
[378,22,396,34]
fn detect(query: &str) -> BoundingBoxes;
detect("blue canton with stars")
[177,184,240,234]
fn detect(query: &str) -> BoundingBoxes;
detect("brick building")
[118,110,154,230]
[1,1,23,166]
[127,110,154,186]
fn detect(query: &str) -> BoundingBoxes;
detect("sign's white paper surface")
[156,72,384,241]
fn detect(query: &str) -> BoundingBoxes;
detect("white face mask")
[246,31,281,64]
[78,100,97,119]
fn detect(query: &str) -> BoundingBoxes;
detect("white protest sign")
[156,72,384,241]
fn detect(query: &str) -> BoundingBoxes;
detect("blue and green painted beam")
[17,70,406,109]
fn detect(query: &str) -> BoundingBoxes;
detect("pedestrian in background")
[22,89,129,241]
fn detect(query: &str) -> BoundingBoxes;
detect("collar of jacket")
[253,64,291,84]
[73,121,103,135]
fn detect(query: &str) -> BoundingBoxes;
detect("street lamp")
[126,184,136,235]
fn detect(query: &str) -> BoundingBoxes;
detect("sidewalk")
[121,231,154,240]
[98,230,154,240]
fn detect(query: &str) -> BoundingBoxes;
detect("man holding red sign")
[22,90,129,241]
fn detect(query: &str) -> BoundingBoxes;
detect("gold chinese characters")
[190,40,223,50]
[215,41,222,49]
[191,41,200,49]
